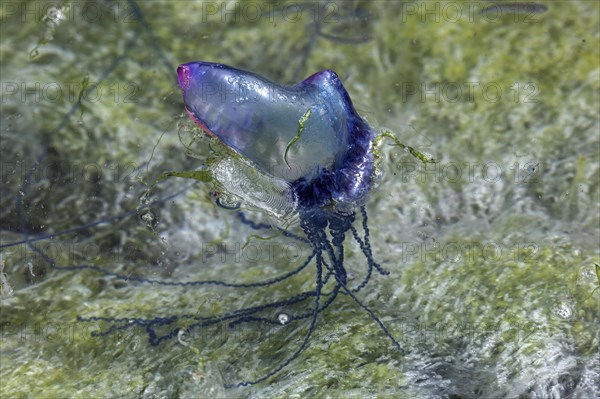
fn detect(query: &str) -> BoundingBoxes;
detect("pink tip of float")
[177,64,191,90]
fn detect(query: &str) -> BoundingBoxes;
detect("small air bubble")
[177,330,189,347]
[278,313,290,325]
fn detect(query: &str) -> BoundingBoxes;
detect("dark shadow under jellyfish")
[73,62,434,387]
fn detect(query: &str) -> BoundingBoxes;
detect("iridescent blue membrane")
[177,61,377,209]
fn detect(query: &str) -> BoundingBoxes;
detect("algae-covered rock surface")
[1,1,598,398]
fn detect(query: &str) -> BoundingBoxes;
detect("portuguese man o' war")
[79,62,433,388]
[177,61,380,213]
[174,61,434,386]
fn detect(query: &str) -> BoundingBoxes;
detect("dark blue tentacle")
[237,211,309,244]
[358,205,389,275]
[80,286,320,344]
[326,208,404,354]
[333,276,405,355]
[227,213,326,388]
[228,281,341,328]
[36,239,314,289]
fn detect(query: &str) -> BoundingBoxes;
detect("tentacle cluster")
[3,161,403,387]
[70,206,402,387]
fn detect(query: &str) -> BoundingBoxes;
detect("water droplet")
[278,313,290,325]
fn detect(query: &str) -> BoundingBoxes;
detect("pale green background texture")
[1,1,598,398]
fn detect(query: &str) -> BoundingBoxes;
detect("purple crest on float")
[177,61,377,210]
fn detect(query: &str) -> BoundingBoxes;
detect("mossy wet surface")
[1,1,599,398]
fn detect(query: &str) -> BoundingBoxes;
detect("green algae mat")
[1,1,598,398]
